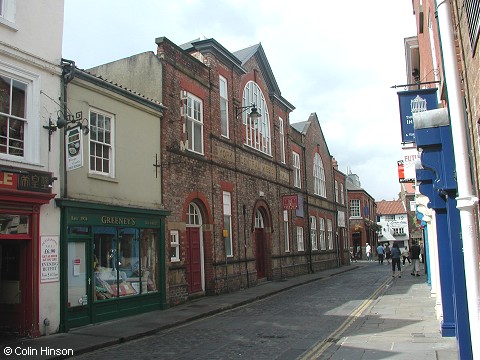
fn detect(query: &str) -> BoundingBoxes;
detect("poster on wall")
[66,126,83,171]
[397,88,438,143]
[40,236,59,283]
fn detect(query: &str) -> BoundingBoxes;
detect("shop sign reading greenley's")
[68,214,161,228]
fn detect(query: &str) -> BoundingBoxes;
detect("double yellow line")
[299,278,391,360]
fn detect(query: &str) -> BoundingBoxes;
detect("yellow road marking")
[298,278,390,360]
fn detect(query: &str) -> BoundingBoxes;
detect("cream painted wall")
[88,52,163,104]
[65,77,163,209]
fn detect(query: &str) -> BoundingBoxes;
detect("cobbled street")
[72,263,391,359]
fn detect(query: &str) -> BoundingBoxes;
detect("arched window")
[313,153,326,197]
[186,203,202,226]
[242,81,271,155]
[255,209,264,229]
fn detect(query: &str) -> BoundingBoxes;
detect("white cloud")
[63,0,416,200]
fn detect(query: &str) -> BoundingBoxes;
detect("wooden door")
[255,229,266,279]
[187,227,202,293]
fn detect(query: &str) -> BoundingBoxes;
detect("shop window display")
[93,227,158,301]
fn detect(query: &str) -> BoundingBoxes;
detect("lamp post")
[235,104,261,121]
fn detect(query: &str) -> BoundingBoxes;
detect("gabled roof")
[291,120,309,133]
[376,200,406,215]
[291,113,332,155]
[183,38,246,75]
[233,43,295,111]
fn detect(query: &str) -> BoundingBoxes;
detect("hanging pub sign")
[66,125,83,171]
[397,88,438,143]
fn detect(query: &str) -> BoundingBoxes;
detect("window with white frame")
[0,73,27,158]
[0,0,16,25]
[310,216,318,251]
[340,183,345,205]
[283,210,290,252]
[327,219,333,249]
[319,218,326,250]
[255,209,264,229]
[313,153,326,197]
[464,0,480,51]
[182,91,204,154]
[392,227,405,235]
[296,226,304,252]
[334,180,339,203]
[242,81,271,155]
[349,199,361,218]
[170,230,180,262]
[279,117,286,164]
[223,191,233,257]
[89,109,114,176]
[219,76,229,138]
[293,151,301,188]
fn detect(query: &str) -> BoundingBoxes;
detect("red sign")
[0,172,17,190]
[282,194,299,210]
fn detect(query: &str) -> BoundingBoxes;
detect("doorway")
[254,209,266,279]
[186,202,204,294]
[0,241,26,337]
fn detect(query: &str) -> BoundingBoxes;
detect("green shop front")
[57,200,169,331]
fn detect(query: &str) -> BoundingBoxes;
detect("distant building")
[346,174,377,259]
[400,182,423,244]
[376,199,409,249]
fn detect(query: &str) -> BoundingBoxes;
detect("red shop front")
[0,167,55,338]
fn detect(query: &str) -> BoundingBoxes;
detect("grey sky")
[62,0,416,201]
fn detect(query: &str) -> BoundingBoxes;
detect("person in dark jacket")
[391,242,402,278]
[410,241,422,276]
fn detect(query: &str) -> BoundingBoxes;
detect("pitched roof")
[402,182,415,195]
[376,200,406,215]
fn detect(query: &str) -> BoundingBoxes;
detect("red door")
[255,229,266,279]
[186,227,202,293]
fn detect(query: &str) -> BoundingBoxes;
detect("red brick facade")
[155,37,349,305]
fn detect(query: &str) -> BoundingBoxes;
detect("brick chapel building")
[88,36,348,307]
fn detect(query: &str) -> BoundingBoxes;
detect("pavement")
[0,261,459,360]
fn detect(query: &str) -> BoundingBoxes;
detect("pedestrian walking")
[410,241,422,276]
[350,249,357,263]
[365,243,371,261]
[402,246,411,266]
[391,242,401,278]
[376,243,385,264]
[384,243,391,264]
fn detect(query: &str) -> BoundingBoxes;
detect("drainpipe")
[60,59,76,198]
[436,1,480,358]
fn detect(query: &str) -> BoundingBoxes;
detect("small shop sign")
[40,236,59,283]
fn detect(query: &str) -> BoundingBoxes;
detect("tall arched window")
[242,81,271,155]
[313,153,326,197]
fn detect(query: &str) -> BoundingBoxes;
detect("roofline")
[191,38,247,75]
[73,68,167,113]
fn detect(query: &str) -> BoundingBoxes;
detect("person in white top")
[366,243,372,261]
